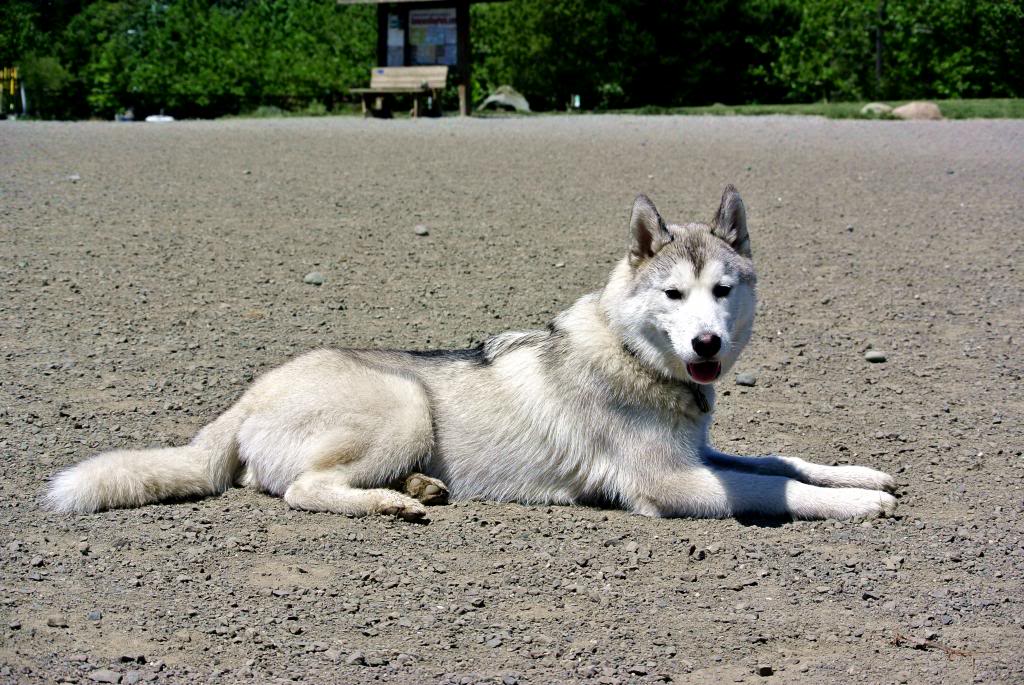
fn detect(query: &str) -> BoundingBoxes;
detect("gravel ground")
[1,115,1022,684]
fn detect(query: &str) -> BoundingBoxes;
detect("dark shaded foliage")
[4,0,1021,118]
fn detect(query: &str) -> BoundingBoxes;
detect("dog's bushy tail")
[45,405,246,513]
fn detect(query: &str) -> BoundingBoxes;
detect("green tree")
[472,0,799,110]
[0,1,40,66]
[473,0,642,110]
[764,0,1024,102]
[18,53,71,117]
[881,0,1024,99]
[59,1,147,117]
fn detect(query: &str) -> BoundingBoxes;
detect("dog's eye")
[712,284,732,298]
[664,289,683,300]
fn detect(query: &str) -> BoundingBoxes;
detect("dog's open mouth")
[686,361,721,384]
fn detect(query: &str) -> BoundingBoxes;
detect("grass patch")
[225,100,363,119]
[620,98,1024,119]
[218,97,1022,121]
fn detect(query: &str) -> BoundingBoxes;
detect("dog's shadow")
[731,513,792,528]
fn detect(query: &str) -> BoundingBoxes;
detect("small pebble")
[47,616,68,628]
[756,664,774,676]
[88,669,121,684]
[413,225,429,236]
[303,272,325,286]
[735,372,757,387]
[78,542,91,554]
[88,609,103,621]
[865,350,887,363]
[346,650,366,666]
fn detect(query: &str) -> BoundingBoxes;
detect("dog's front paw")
[842,465,897,493]
[871,491,897,517]
[842,489,897,520]
[813,464,897,493]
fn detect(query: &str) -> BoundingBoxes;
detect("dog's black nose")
[691,333,721,358]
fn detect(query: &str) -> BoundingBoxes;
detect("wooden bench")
[350,66,449,118]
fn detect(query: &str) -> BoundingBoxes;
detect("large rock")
[860,102,892,116]
[892,101,942,120]
[478,86,531,113]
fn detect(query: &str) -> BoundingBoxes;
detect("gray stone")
[892,101,942,120]
[47,615,68,628]
[865,350,887,363]
[756,664,774,676]
[87,609,103,621]
[303,272,325,286]
[413,225,430,236]
[345,650,366,666]
[88,670,122,683]
[478,86,531,113]
[860,102,892,116]
[735,372,757,387]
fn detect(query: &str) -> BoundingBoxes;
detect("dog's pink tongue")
[687,361,721,384]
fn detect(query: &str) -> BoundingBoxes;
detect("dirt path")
[1,115,1021,684]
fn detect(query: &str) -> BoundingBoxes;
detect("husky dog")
[46,187,896,521]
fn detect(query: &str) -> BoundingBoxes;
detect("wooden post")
[457,0,471,116]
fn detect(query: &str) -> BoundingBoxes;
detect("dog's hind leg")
[280,397,437,520]
[285,470,427,520]
[703,449,895,493]
[238,352,439,520]
[631,466,896,521]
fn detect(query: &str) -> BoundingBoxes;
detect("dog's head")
[603,186,757,385]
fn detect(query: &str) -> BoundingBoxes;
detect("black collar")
[620,342,710,413]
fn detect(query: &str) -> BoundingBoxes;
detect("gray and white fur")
[46,187,897,521]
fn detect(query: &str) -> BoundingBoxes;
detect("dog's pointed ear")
[712,185,751,257]
[629,194,673,266]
